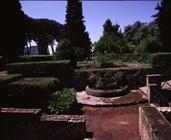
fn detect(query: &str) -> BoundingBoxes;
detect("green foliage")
[95,53,114,68]
[55,39,77,66]
[150,53,171,67]
[88,71,126,89]
[135,36,162,53]
[2,0,26,63]
[9,77,60,94]
[18,55,55,62]
[65,0,91,60]
[6,60,71,77]
[25,16,64,55]
[123,21,162,53]
[0,74,22,87]
[154,0,171,52]
[95,19,128,54]
[7,77,60,107]
[48,88,76,114]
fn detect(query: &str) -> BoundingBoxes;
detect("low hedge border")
[150,53,171,68]
[17,55,55,62]
[5,77,60,107]
[0,74,23,87]
[6,60,71,77]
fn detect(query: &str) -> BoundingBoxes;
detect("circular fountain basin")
[86,85,129,98]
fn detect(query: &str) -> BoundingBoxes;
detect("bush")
[17,55,55,62]
[6,60,71,77]
[135,37,162,53]
[48,88,76,114]
[0,74,22,87]
[7,77,60,107]
[88,71,126,89]
[55,39,77,67]
[95,53,114,68]
[0,56,5,71]
[150,53,171,67]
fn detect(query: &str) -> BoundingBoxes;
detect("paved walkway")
[77,91,147,106]
[83,103,148,140]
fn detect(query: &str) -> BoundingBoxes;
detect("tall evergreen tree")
[95,19,128,54]
[1,0,26,62]
[154,0,171,52]
[65,0,91,60]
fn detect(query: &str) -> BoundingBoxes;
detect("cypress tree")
[1,0,26,63]
[154,0,171,52]
[65,0,91,60]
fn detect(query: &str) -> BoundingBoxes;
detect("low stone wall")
[139,106,171,140]
[64,67,171,91]
[0,108,87,140]
[146,74,171,106]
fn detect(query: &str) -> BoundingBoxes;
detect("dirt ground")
[83,103,149,140]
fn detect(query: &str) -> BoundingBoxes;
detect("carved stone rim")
[86,85,129,98]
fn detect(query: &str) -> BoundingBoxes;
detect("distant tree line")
[95,0,171,54]
[0,0,171,64]
[25,16,64,55]
[1,0,92,64]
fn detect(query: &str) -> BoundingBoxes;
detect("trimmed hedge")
[7,77,60,107]
[0,74,22,87]
[0,56,4,71]
[17,55,55,62]
[150,53,171,67]
[6,60,71,77]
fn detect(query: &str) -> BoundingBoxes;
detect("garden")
[1,0,171,139]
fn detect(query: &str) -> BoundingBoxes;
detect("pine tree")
[65,0,91,60]
[154,0,171,52]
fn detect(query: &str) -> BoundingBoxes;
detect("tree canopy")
[1,0,26,62]
[65,0,92,60]
[95,19,128,54]
[25,16,64,55]
[154,0,171,52]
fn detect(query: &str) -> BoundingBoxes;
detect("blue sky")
[21,1,159,43]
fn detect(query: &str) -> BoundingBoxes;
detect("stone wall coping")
[0,108,41,114]
[74,67,140,72]
[41,115,85,123]
[157,107,171,112]
[139,106,171,140]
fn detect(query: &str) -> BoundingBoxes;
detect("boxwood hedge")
[6,60,71,77]
[0,74,23,87]
[17,55,55,62]
[6,77,60,107]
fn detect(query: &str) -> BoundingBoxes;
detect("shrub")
[55,39,77,67]
[95,53,114,68]
[135,37,162,53]
[0,74,22,87]
[17,55,55,62]
[88,71,126,89]
[7,77,60,107]
[150,53,171,67]
[6,60,71,77]
[48,88,76,114]
[0,56,5,71]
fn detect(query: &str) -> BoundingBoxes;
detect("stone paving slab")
[76,90,147,106]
